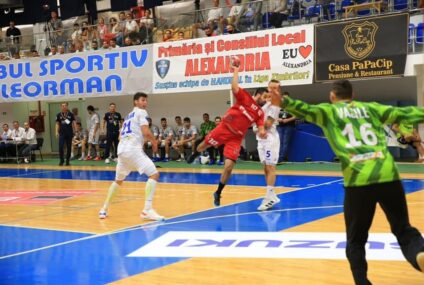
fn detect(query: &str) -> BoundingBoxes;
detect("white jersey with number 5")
[118,107,149,155]
[257,102,281,165]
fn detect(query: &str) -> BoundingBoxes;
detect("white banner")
[0,45,153,102]
[128,231,415,260]
[153,24,314,94]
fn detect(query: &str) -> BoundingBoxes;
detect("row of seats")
[409,22,424,51]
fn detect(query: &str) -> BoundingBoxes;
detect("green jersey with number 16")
[282,98,424,187]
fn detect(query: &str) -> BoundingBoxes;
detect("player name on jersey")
[336,106,370,120]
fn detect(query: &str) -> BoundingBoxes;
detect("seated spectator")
[174,115,184,142]
[91,40,99,51]
[101,40,109,50]
[106,17,119,42]
[225,23,240,34]
[97,17,109,42]
[159,118,174,162]
[163,29,174,42]
[81,21,100,50]
[392,123,424,163]
[144,118,160,161]
[71,23,82,43]
[228,0,243,24]
[269,0,289,28]
[192,25,217,38]
[58,45,65,54]
[237,0,263,32]
[176,31,185,41]
[71,122,87,160]
[11,121,25,156]
[207,0,225,34]
[116,12,126,46]
[140,9,155,28]
[125,12,139,36]
[68,43,76,53]
[20,122,37,163]
[173,117,198,161]
[31,50,40,57]
[54,27,67,47]
[124,36,133,46]
[49,45,58,56]
[0,123,13,160]
[109,38,119,48]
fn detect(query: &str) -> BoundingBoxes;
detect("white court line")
[0,178,344,260]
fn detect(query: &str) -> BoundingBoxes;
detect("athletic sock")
[266,185,275,198]
[144,178,157,210]
[103,181,119,209]
[216,182,226,196]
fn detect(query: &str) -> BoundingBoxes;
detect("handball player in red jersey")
[187,57,267,206]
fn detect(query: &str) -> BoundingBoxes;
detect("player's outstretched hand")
[258,128,267,139]
[230,55,240,71]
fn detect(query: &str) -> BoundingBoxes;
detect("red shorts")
[204,124,243,161]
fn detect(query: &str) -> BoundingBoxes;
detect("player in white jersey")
[85,105,101,161]
[99,93,164,221]
[255,80,282,211]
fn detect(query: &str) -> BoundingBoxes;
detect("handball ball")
[199,155,210,165]
[231,55,241,67]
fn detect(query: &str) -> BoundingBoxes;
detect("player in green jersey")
[279,79,424,285]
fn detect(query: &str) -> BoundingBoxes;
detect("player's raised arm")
[231,56,240,95]
[371,102,424,125]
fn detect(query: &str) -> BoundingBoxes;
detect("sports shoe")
[105,158,110,164]
[94,156,102,161]
[84,156,92,161]
[99,208,108,219]
[24,158,29,164]
[78,156,85,161]
[208,159,216,165]
[176,158,183,162]
[141,209,165,221]
[257,195,280,211]
[417,251,424,272]
[217,161,224,166]
[162,157,169,162]
[213,191,221,207]
[186,152,199,164]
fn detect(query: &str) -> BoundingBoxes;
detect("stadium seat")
[305,5,321,22]
[416,23,424,47]
[32,138,44,161]
[337,0,353,18]
[408,23,415,46]
[393,0,408,10]
[355,0,371,16]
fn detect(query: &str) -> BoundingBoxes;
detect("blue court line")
[0,168,340,188]
[1,179,423,284]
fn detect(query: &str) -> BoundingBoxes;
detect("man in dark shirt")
[277,91,296,162]
[6,21,21,57]
[55,102,76,166]
[102,103,122,164]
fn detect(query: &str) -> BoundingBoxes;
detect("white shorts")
[258,131,280,166]
[88,131,99,145]
[115,151,158,181]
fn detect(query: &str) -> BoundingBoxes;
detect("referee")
[55,102,76,166]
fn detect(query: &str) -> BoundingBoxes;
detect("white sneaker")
[105,158,110,164]
[24,158,29,164]
[257,195,280,211]
[113,158,118,162]
[99,208,108,219]
[141,209,165,221]
[78,156,85,161]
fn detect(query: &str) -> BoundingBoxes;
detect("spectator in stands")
[145,117,160,161]
[174,117,198,161]
[71,23,82,43]
[214,116,224,165]
[237,0,263,32]
[277,91,296,162]
[91,40,99,51]
[116,12,127,46]
[31,49,40,57]
[173,116,185,161]
[85,105,101,161]
[225,23,240,34]
[6,20,21,57]
[140,9,155,28]
[177,31,185,41]
[207,0,225,34]
[0,54,8,61]
[0,123,13,160]
[159,118,174,162]
[228,0,243,24]
[318,0,332,21]
[49,45,57,56]
[68,43,76,53]
[109,38,119,48]
[124,36,133,46]
[97,17,109,42]
[269,0,289,28]
[13,52,20,60]
[139,9,154,44]
[107,17,119,42]
[125,12,139,36]
[81,21,99,50]
[48,10,64,47]
[71,122,87,161]
[58,45,65,54]
[101,41,109,50]
[20,122,37,163]
[199,113,216,164]
[102,103,122,164]
[163,29,174,42]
